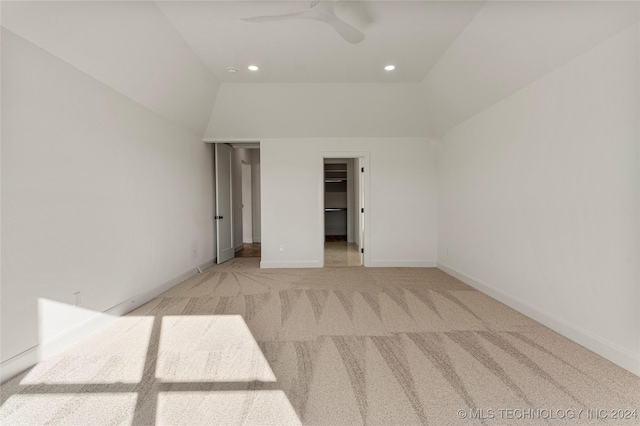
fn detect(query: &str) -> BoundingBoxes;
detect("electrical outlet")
[279,246,285,252]
[74,292,81,307]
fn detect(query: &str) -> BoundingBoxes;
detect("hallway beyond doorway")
[235,243,261,258]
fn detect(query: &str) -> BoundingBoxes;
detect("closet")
[324,162,348,239]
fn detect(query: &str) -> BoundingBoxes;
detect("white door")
[215,144,234,264]
[241,162,253,243]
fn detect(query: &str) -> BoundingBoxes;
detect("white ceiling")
[2,1,638,137]
[156,1,486,83]
[1,1,221,135]
[420,0,640,135]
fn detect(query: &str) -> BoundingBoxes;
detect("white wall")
[1,29,216,375]
[2,1,219,136]
[204,83,430,139]
[437,25,640,375]
[418,1,639,136]
[260,138,438,268]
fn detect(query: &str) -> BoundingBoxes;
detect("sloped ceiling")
[193,0,638,139]
[420,0,640,136]
[156,0,485,83]
[1,1,220,136]
[2,1,638,139]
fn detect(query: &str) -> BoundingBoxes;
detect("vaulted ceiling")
[156,1,485,83]
[2,1,638,138]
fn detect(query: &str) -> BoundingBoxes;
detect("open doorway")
[234,147,261,259]
[241,162,253,243]
[213,143,261,263]
[323,158,364,267]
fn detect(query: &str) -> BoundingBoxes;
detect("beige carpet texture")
[1,258,639,425]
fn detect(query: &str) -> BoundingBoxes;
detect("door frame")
[319,151,370,267]
[207,140,261,264]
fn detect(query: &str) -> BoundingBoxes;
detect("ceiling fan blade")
[240,9,311,23]
[242,0,365,44]
[325,15,365,44]
[339,0,376,27]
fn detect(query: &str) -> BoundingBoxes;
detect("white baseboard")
[0,259,215,384]
[260,259,436,269]
[0,348,39,386]
[260,260,321,269]
[242,239,253,244]
[253,238,261,243]
[437,262,640,377]
[368,260,437,268]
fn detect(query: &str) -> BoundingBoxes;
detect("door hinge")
[361,208,364,213]
[361,167,364,173]
[361,248,364,254]
[215,215,224,220]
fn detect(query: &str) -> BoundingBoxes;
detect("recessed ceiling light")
[248,65,259,71]
[226,67,238,74]
[384,65,396,71]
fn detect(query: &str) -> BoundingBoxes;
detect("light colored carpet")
[1,258,639,425]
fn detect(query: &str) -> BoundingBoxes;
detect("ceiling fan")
[241,0,365,44]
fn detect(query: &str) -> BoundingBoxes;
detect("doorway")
[322,157,365,267]
[241,162,253,243]
[234,147,261,259]
[214,143,261,263]
[236,157,261,258]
